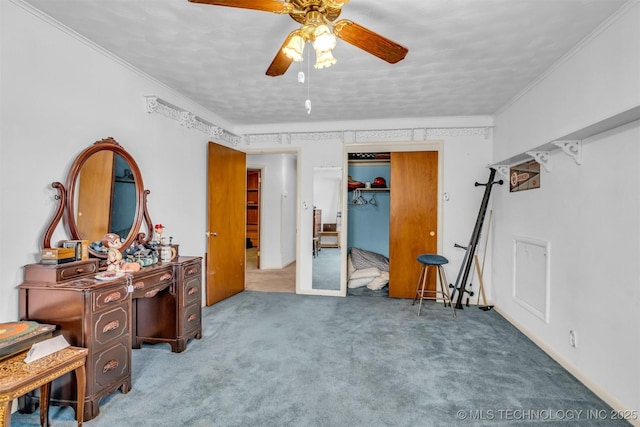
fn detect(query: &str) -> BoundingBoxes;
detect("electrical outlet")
[569,330,577,348]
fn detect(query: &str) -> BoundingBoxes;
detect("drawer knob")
[187,314,197,323]
[145,289,160,298]
[104,292,121,303]
[133,281,145,290]
[160,273,173,281]
[188,287,197,295]
[103,359,119,373]
[102,320,120,333]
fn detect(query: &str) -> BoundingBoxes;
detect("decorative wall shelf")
[144,96,242,146]
[145,96,222,138]
[492,106,639,176]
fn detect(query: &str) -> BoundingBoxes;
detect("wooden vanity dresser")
[17,137,205,422]
[19,256,202,421]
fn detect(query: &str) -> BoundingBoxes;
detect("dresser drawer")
[181,302,201,335]
[182,260,201,279]
[24,260,99,283]
[91,341,130,391]
[93,306,129,346]
[182,275,201,306]
[93,284,129,311]
[130,269,173,298]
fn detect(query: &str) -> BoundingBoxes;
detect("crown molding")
[239,127,491,147]
[235,115,494,135]
[143,95,492,146]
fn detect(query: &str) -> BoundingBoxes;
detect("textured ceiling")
[22,0,627,129]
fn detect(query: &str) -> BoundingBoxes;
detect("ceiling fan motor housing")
[289,0,343,24]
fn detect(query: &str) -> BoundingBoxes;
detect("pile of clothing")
[347,247,389,291]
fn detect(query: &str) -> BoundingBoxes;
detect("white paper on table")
[24,335,70,363]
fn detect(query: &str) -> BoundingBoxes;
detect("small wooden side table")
[320,230,340,248]
[0,346,88,427]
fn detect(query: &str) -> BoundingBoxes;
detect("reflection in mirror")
[110,154,137,238]
[76,153,137,245]
[48,137,149,259]
[312,167,343,290]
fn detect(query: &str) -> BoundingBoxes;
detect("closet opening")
[346,153,391,296]
[343,145,442,299]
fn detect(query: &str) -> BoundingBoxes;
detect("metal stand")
[453,168,503,310]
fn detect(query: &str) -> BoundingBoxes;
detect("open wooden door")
[206,142,246,306]
[389,151,439,298]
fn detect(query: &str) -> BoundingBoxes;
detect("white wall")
[0,1,219,322]
[240,132,492,295]
[280,154,297,265]
[492,2,640,416]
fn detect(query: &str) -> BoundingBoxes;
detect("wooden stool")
[412,254,456,318]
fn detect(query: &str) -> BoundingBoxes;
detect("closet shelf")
[348,159,391,166]
[354,187,390,192]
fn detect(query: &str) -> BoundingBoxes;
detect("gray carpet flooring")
[11,292,628,426]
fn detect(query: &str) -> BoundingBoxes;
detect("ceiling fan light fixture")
[312,24,337,52]
[282,33,306,62]
[314,49,337,69]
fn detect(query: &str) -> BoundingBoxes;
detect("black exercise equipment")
[452,168,503,310]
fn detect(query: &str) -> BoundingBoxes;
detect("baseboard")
[494,306,639,427]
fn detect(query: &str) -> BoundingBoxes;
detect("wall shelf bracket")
[551,140,582,165]
[491,165,511,179]
[526,151,551,172]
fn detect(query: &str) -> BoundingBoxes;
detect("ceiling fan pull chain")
[305,44,311,115]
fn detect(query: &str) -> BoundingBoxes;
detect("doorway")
[343,142,443,298]
[244,152,298,293]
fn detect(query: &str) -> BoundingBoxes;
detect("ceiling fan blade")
[265,33,295,76]
[187,0,292,14]
[333,20,408,64]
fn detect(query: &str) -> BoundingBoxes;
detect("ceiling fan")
[188,0,409,76]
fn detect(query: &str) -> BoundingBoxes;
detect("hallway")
[245,248,295,293]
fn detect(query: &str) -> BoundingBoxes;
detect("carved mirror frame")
[42,137,154,258]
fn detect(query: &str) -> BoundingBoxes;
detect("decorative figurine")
[102,233,141,272]
[154,223,165,245]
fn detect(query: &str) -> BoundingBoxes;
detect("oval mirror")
[64,138,147,258]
